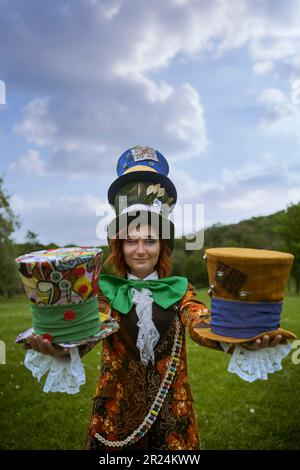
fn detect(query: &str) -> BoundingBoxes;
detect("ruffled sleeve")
[24,347,86,394]
[178,282,224,352]
[23,289,113,394]
[220,342,292,382]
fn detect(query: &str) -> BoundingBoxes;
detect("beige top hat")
[194,247,297,344]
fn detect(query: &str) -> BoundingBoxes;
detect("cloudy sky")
[1,0,300,247]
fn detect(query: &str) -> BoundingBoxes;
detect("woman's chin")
[130,266,154,278]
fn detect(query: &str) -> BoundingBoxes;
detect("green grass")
[0,290,299,450]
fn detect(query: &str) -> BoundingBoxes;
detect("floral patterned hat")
[107,146,177,252]
[15,247,119,346]
[195,247,296,344]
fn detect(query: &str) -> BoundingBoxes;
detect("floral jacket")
[83,282,224,451]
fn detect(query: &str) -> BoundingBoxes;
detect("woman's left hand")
[243,335,287,350]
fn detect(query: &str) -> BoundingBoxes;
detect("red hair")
[103,226,172,278]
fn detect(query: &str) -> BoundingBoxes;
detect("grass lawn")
[0,289,299,450]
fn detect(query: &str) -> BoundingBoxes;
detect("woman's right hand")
[24,334,70,357]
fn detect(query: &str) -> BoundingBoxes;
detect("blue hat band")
[210,298,282,339]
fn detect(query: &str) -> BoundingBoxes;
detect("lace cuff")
[24,347,86,394]
[219,342,292,382]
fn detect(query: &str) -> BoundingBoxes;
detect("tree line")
[1,176,300,296]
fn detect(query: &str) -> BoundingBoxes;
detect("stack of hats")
[15,247,118,346]
[106,145,177,252]
[194,247,296,344]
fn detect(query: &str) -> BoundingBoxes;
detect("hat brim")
[15,312,120,348]
[108,171,177,207]
[107,210,175,253]
[193,326,297,344]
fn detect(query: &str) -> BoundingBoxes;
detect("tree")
[0,176,21,296]
[25,230,39,244]
[171,250,186,276]
[275,202,300,294]
[183,252,208,288]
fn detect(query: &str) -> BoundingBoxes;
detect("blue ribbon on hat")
[211,298,282,338]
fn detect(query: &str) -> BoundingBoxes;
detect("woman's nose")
[136,240,146,254]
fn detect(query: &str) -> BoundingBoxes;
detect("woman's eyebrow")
[126,235,157,240]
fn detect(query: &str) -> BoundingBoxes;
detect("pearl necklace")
[95,316,183,448]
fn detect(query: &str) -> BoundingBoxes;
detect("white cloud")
[173,151,283,205]
[164,84,208,156]
[171,147,300,227]
[10,193,114,246]
[10,194,50,213]
[172,167,222,202]
[103,2,121,20]
[253,61,273,75]
[200,183,300,229]
[14,99,56,146]
[13,80,208,176]
[219,188,266,210]
[2,0,300,237]
[250,38,297,63]
[1,0,299,178]
[9,149,46,176]
[217,185,300,216]
[258,87,300,140]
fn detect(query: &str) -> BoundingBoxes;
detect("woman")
[27,222,284,451]
[85,221,213,450]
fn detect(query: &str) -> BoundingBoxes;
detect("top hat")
[15,247,119,346]
[108,145,177,209]
[107,146,177,252]
[194,247,296,344]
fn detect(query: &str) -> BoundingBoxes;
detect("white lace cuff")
[24,347,86,394]
[219,342,292,382]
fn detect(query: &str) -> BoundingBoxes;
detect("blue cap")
[116,146,169,177]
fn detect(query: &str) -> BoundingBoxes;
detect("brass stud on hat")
[239,291,248,300]
[208,284,215,297]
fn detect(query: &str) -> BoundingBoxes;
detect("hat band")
[120,203,162,215]
[123,165,158,174]
[31,297,100,343]
[210,298,282,339]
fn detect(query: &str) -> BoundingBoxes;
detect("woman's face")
[123,224,161,279]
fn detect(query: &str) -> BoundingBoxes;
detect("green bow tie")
[99,274,188,314]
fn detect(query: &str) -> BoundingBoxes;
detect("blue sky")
[1,0,300,246]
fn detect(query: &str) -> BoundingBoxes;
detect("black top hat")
[106,146,177,252]
[108,145,177,209]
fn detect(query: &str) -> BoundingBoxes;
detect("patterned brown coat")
[83,283,224,451]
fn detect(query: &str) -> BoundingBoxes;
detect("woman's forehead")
[127,224,159,239]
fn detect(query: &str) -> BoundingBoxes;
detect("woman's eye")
[127,239,141,245]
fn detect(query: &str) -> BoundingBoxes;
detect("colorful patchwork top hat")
[15,247,118,346]
[107,145,177,252]
[194,247,296,344]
